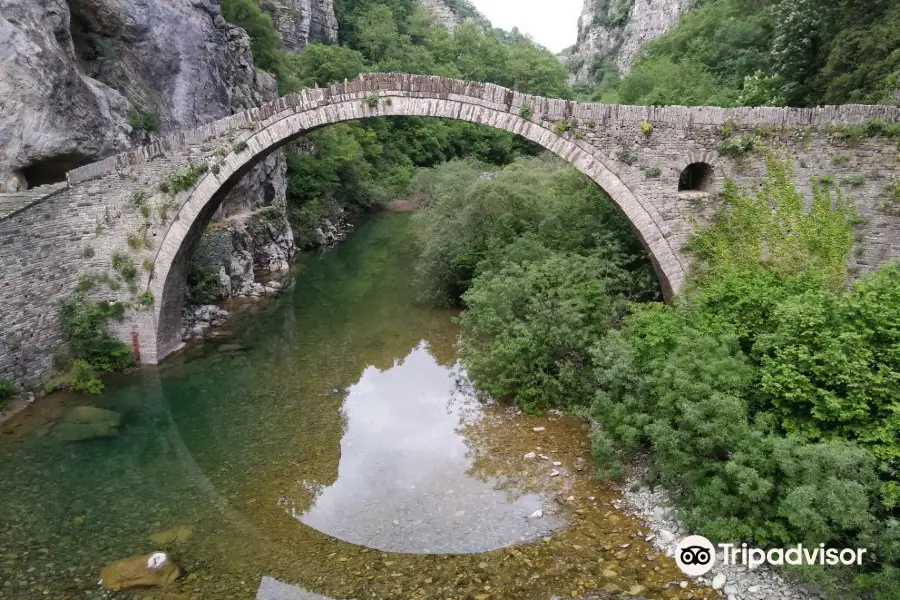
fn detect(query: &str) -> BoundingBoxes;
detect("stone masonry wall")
[0,74,897,389]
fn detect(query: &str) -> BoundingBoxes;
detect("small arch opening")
[678,162,714,192]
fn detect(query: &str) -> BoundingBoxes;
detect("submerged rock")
[52,406,122,442]
[99,552,181,590]
[217,343,248,354]
[149,524,194,546]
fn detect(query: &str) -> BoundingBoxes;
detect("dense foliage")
[215,3,900,594]
[411,157,659,412]
[412,156,900,597]
[411,157,656,305]
[585,0,900,107]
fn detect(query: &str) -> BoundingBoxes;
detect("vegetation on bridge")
[411,156,900,598]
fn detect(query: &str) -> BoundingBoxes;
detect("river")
[0,214,713,599]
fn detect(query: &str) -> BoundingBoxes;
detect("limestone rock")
[188,205,294,305]
[260,0,338,52]
[0,0,285,199]
[52,405,122,441]
[712,573,727,589]
[0,0,130,191]
[417,0,460,29]
[99,552,181,590]
[567,0,692,84]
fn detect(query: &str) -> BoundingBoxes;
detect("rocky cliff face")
[262,0,338,51]
[0,0,325,300]
[0,0,277,191]
[417,0,460,29]
[0,0,130,191]
[568,0,692,84]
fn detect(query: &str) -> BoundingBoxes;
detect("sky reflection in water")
[293,342,564,553]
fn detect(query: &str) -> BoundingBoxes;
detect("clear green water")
[0,214,710,600]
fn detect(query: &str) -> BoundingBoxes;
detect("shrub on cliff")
[612,0,900,107]
[57,296,134,395]
[0,380,15,410]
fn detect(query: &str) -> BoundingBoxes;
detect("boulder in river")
[52,406,122,442]
[149,524,194,546]
[99,551,181,590]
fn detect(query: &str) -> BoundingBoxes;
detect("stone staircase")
[0,183,67,220]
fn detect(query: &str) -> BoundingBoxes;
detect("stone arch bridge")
[1,74,898,387]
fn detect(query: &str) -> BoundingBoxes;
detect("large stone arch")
[146,91,686,363]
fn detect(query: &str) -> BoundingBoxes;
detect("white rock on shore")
[617,463,825,600]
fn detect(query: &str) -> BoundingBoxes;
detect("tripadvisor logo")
[675,535,717,576]
[674,535,868,576]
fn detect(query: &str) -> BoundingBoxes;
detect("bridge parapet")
[66,74,900,186]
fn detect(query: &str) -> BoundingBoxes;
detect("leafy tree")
[754,264,900,459]
[221,0,292,89]
[283,44,368,88]
[459,251,632,413]
[618,58,733,106]
[411,157,657,304]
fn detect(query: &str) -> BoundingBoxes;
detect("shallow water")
[0,214,713,599]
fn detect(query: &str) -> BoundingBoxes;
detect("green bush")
[0,380,15,410]
[186,265,222,306]
[580,157,900,594]
[553,119,571,135]
[615,150,636,165]
[128,109,161,133]
[221,0,285,79]
[160,162,209,195]
[686,156,855,289]
[58,294,134,395]
[111,253,138,283]
[70,360,104,395]
[410,157,655,304]
[459,251,634,413]
[717,135,757,158]
[588,273,898,590]
[754,264,900,460]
